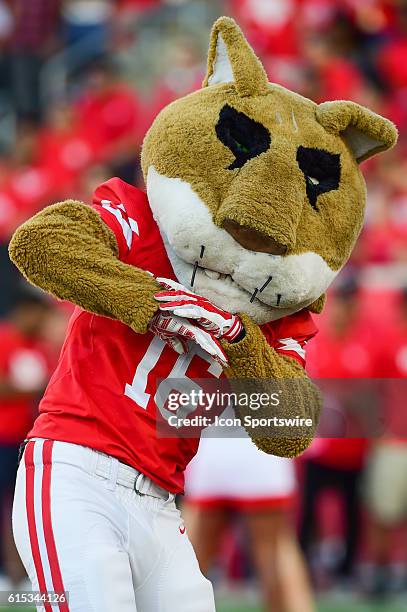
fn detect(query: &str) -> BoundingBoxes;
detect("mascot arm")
[222,314,322,458]
[8,200,160,334]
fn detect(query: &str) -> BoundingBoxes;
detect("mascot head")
[142,17,397,324]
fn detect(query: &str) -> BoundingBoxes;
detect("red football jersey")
[28,178,317,493]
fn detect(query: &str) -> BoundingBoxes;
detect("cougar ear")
[316,101,398,163]
[203,16,269,97]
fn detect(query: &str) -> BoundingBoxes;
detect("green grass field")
[218,595,407,612]
[2,594,407,611]
[217,595,407,612]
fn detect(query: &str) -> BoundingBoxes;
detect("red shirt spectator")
[371,293,407,440]
[117,0,161,10]
[37,104,95,195]
[378,39,407,91]
[305,285,373,470]
[0,324,49,444]
[10,0,60,51]
[75,62,142,158]
[0,291,52,445]
[230,0,300,57]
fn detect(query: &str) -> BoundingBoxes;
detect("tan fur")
[223,314,321,457]
[8,202,160,333]
[203,16,269,97]
[317,101,397,162]
[308,294,326,314]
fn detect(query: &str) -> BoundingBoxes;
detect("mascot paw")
[252,436,313,458]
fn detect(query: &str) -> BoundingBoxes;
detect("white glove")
[154,278,244,343]
[149,311,228,368]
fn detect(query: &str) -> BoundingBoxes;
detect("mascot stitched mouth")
[181,255,288,308]
[192,258,278,306]
[194,263,278,304]
[147,166,338,324]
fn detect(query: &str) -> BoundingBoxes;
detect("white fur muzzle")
[147,166,338,324]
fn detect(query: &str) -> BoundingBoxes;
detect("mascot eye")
[296,146,341,211]
[216,104,271,170]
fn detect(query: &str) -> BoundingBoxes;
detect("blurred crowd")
[0,0,407,608]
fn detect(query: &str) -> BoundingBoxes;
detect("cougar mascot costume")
[10,17,396,612]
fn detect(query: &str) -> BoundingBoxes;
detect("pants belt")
[94,451,170,500]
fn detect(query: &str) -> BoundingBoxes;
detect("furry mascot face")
[142,17,397,324]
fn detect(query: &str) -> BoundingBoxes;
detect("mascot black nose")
[223,219,287,255]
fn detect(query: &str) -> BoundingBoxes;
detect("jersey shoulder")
[273,309,318,342]
[261,309,318,343]
[92,178,156,259]
[260,309,318,367]
[93,178,148,214]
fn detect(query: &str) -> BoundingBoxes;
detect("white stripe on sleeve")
[277,337,306,360]
[100,200,139,249]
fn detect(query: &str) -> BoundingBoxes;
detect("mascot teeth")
[204,269,221,279]
[202,268,234,283]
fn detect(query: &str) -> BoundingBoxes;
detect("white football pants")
[12,439,215,612]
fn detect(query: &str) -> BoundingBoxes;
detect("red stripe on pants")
[24,441,53,612]
[42,440,70,612]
